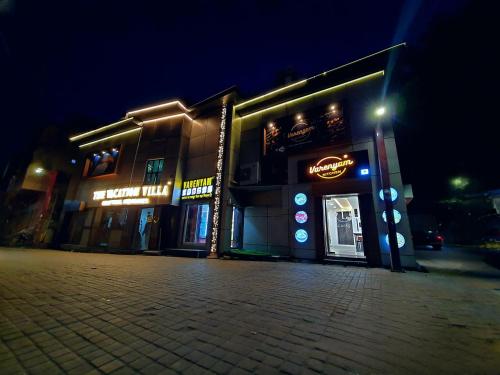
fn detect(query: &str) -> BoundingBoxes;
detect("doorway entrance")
[323,194,365,258]
[135,207,155,250]
[182,203,210,245]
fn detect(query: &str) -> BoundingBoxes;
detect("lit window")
[144,159,164,185]
[82,145,120,177]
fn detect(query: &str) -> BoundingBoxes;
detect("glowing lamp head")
[375,106,386,117]
[34,167,44,175]
[296,114,302,121]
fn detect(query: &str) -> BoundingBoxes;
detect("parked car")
[412,230,444,250]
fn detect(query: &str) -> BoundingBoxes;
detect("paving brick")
[1,248,500,375]
[139,362,167,375]
[99,359,124,374]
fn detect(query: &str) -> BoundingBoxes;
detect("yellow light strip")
[234,44,404,111]
[141,113,193,124]
[78,128,141,148]
[309,43,405,81]
[126,100,189,117]
[235,80,307,109]
[239,71,384,119]
[69,118,134,142]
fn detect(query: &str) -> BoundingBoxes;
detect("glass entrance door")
[183,203,210,245]
[134,207,155,250]
[323,194,365,258]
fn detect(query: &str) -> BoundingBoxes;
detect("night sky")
[2,0,495,201]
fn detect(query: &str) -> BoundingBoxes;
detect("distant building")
[0,127,77,247]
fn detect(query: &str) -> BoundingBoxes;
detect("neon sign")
[308,155,354,179]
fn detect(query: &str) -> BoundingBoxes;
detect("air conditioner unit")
[239,162,260,185]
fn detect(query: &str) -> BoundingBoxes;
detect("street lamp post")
[375,106,403,272]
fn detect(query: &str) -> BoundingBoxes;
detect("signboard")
[264,102,350,154]
[295,211,308,224]
[297,150,370,183]
[181,177,215,200]
[92,184,170,206]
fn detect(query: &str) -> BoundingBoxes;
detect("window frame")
[143,158,165,185]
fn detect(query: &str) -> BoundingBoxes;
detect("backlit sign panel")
[295,229,308,243]
[294,193,307,205]
[83,145,120,177]
[181,177,215,200]
[295,211,308,224]
[385,233,406,248]
[379,187,398,202]
[264,102,350,154]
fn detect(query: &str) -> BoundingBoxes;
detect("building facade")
[60,45,416,267]
[60,92,233,254]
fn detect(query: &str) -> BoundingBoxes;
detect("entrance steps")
[163,248,208,258]
[323,257,368,267]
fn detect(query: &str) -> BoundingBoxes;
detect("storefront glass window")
[144,159,164,185]
[230,206,243,248]
[183,203,210,244]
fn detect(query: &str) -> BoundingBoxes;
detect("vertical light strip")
[210,103,227,253]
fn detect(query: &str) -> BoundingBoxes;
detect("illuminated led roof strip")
[126,100,189,117]
[239,70,384,119]
[309,43,405,81]
[235,44,403,112]
[69,118,135,142]
[141,113,193,125]
[235,80,307,110]
[78,128,141,148]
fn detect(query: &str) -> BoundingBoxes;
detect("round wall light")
[295,211,308,224]
[379,187,398,202]
[295,229,308,243]
[294,193,307,206]
[382,210,402,224]
[385,233,405,248]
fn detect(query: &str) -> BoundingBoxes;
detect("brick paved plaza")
[1,248,499,374]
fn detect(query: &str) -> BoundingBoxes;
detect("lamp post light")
[374,106,403,272]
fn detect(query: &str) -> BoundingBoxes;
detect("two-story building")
[60,44,416,268]
[60,90,235,255]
